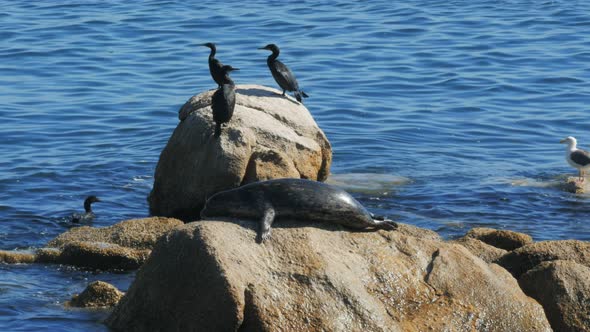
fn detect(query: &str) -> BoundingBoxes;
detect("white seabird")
[560,136,590,180]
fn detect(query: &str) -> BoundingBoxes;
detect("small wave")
[327,173,411,195]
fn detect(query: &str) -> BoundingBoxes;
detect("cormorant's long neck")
[223,76,235,86]
[267,49,279,62]
[84,201,92,213]
[208,46,216,59]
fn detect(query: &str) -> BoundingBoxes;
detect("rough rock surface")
[58,241,150,270]
[67,281,124,308]
[561,176,588,194]
[451,237,508,263]
[464,227,533,251]
[148,84,332,220]
[0,250,36,263]
[498,240,590,278]
[519,260,590,332]
[0,217,182,270]
[106,221,550,332]
[48,217,183,249]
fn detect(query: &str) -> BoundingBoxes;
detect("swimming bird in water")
[211,65,238,137]
[560,136,590,180]
[259,44,308,103]
[202,42,225,88]
[70,196,101,223]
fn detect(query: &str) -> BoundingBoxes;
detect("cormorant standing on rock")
[70,196,101,223]
[202,42,225,88]
[259,44,308,103]
[212,65,238,137]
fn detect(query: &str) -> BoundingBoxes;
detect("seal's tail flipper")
[256,205,276,244]
[294,90,308,103]
[371,214,397,231]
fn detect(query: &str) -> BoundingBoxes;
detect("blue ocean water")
[1,0,589,329]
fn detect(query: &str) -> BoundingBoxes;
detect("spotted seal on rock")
[200,178,397,243]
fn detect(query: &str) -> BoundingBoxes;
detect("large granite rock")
[498,240,590,278]
[519,260,590,332]
[106,221,550,332]
[148,85,332,220]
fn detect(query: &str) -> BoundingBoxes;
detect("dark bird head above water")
[258,44,280,55]
[201,42,217,53]
[83,195,101,213]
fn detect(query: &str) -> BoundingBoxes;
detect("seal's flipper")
[373,218,397,231]
[256,205,276,244]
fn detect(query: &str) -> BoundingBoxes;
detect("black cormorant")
[212,65,238,137]
[70,196,101,223]
[561,136,590,180]
[202,42,225,88]
[259,44,308,103]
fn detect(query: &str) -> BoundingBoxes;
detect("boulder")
[464,227,533,251]
[451,237,507,263]
[519,260,590,332]
[67,281,124,308]
[47,217,183,249]
[106,221,551,332]
[0,217,182,270]
[58,241,150,271]
[498,240,590,278]
[148,85,332,220]
[0,250,36,263]
[561,176,588,194]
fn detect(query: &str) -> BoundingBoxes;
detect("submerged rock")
[519,260,590,332]
[561,176,589,194]
[67,281,124,308]
[464,227,533,251]
[148,84,332,220]
[106,221,550,332]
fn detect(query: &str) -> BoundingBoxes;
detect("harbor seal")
[200,178,397,243]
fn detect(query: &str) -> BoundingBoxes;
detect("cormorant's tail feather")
[294,90,308,103]
[214,123,221,137]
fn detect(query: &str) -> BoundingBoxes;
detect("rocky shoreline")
[1,217,588,331]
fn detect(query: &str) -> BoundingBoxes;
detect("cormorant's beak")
[95,198,101,202]
[258,46,268,50]
[231,68,240,72]
[560,139,566,144]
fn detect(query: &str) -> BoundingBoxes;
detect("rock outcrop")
[67,281,124,308]
[106,221,551,332]
[464,227,533,251]
[498,240,590,278]
[451,237,508,263]
[519,260,590,332]
[148,85,332,220]
[0,217,183,270]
